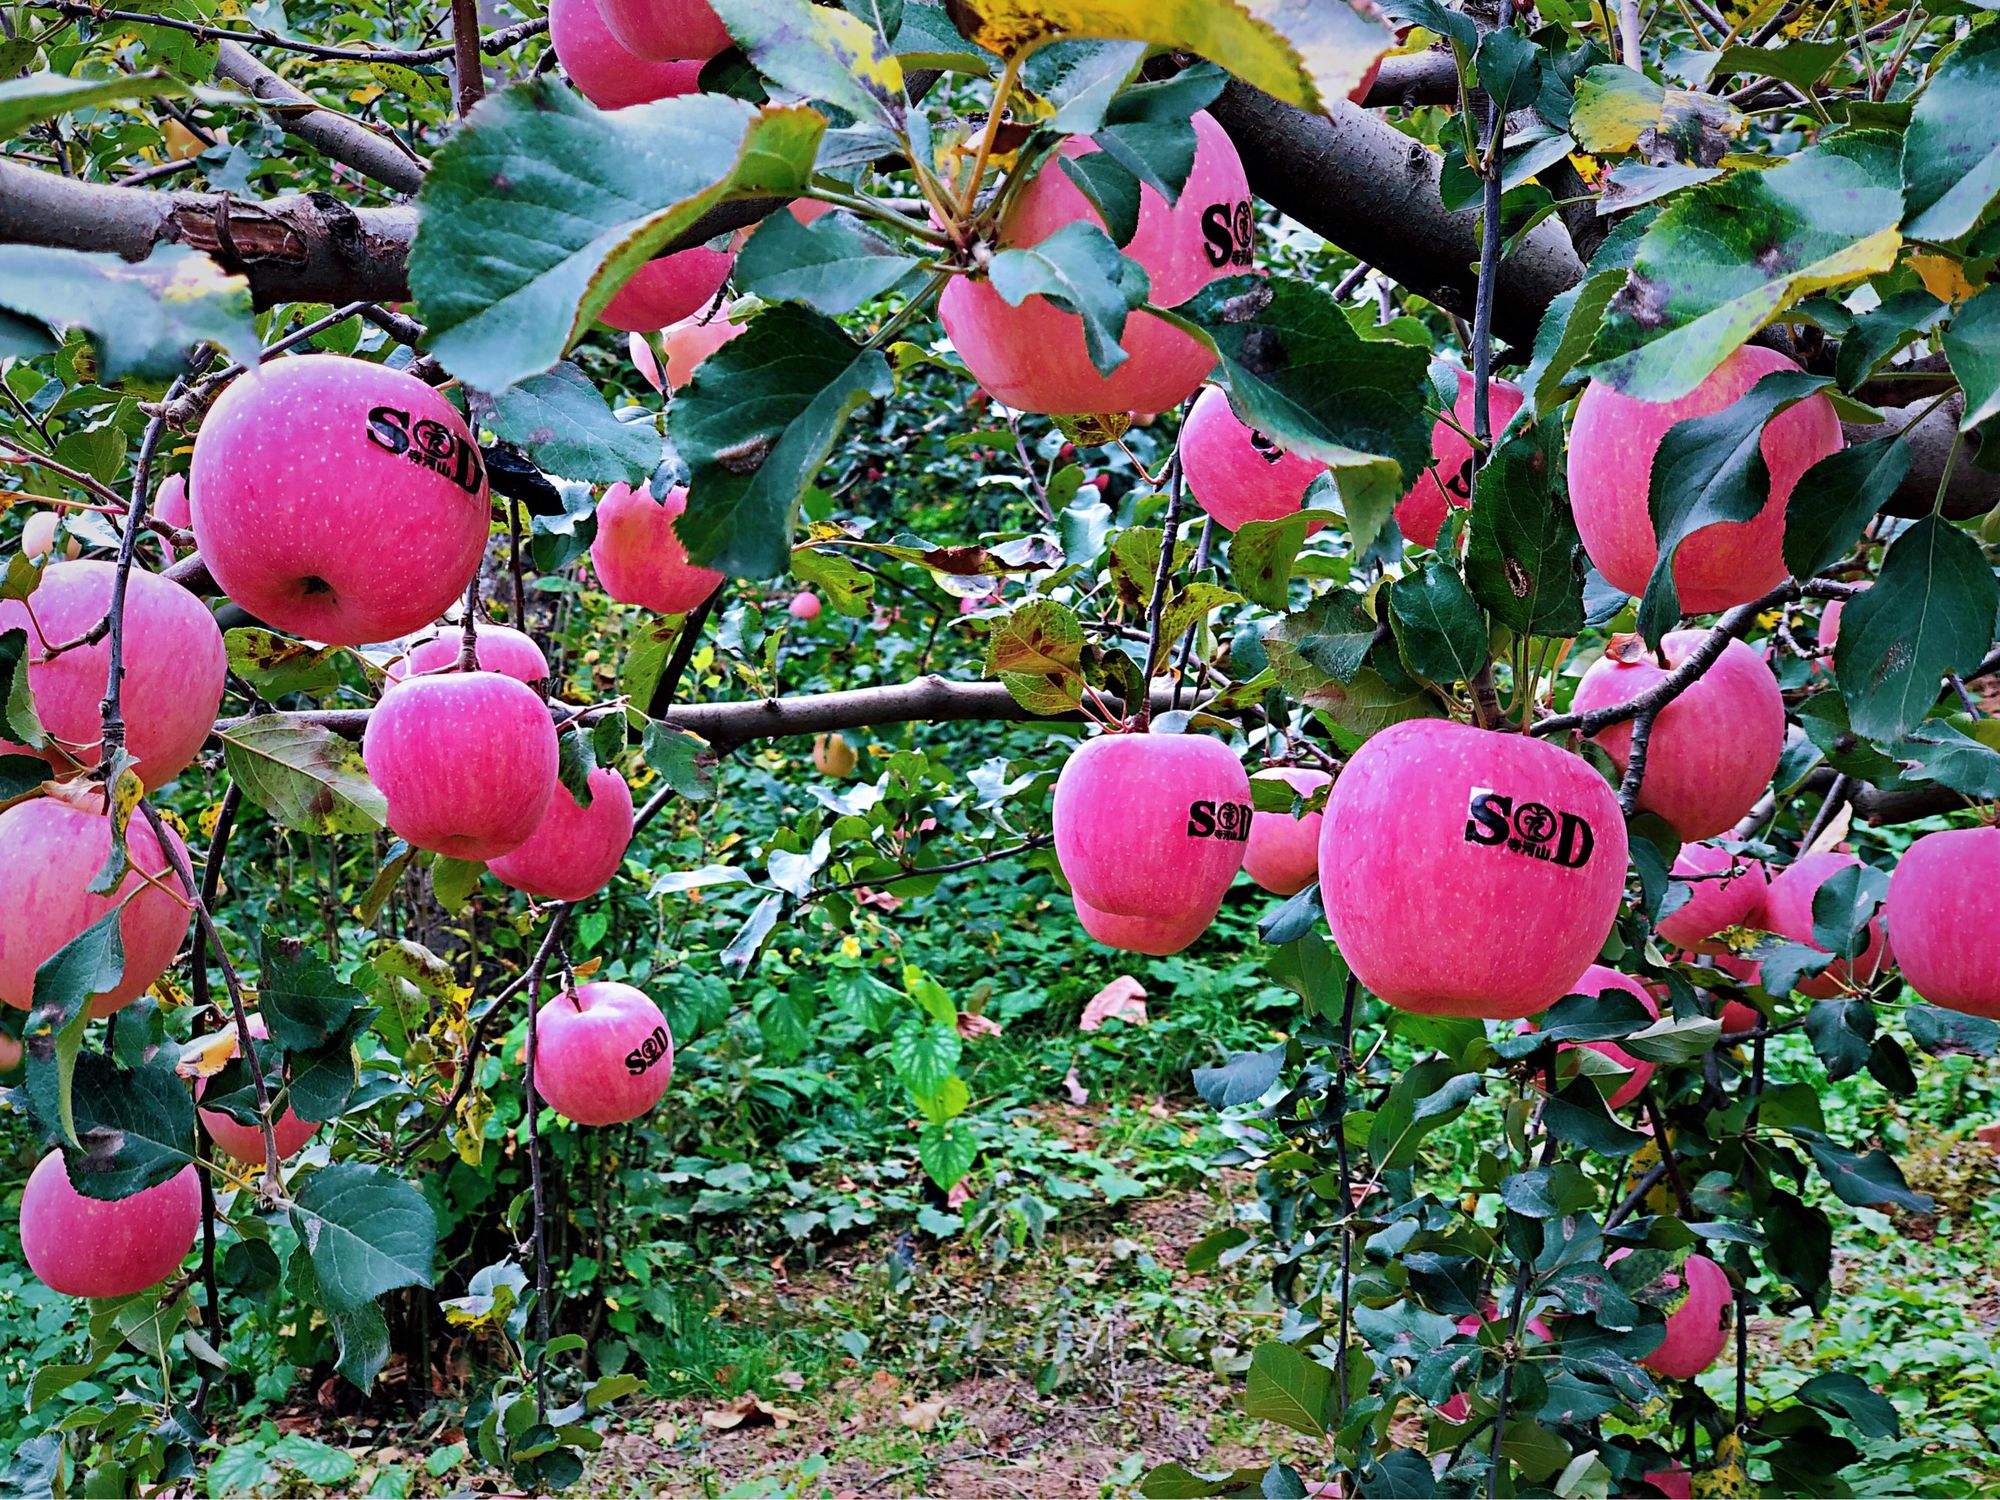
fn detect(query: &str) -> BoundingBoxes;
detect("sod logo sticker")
[1187,800,1252,841]
[365,404,486,495]
[1463,786,1597,869]
[623,1025,672,1076]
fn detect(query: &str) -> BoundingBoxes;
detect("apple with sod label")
[489,767,635,903]
[1760,850,1891,999]
[0,560,225,787]
[362,672,559,861]
[1394,369,1524,550]
[1656,842,1768,954]
[533,981,674,1125]
[590,484,725,614]
[546,0,702,108]
[19,1151,202,1299]
[1571,632,1784,841]
[190,354,490,646]
[1073,892,1221,957]
[939,110,1252,416]
[1525,965,1659,1110]
[197,1014,322,1165]
[1242,766,1331,896]
[1178,387,1328,533]
[598,245,734,334]
[0,792,191,1016]
[593,0,729,60]
[1318,720,1627,1019]
[1054,731,1252,940]
[1568,346,1842,613]
[385,622,550,685]
[1887,826,2000,1017]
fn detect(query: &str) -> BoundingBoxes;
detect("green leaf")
[1907,1003,2000,1056]
[1192,1042,1287,1108]
[1230,513,1315,612]
[1835,288,1946,392]
[1809,860,1887,960]
[1389,561,1487,684]
[49,1049,194,1199]
[1172,276,1432,548]
[1476,27,1543,117]
[1367,1062,1481,1169]
[410,81,823,392]
[1638,369,1831,643]
[1540,1074,1648,1155]
[290,1162,438,1313]
[1242,1341,1333,1437]
[1782,437,1912,581]
[984,597,1087,714]
[1465,421,1584,637]
[988,222,1149,377]
[0,243,256,382]
[1568,65,1738,154]
[222,717,386,834]
[916,1117,977,1189]
[714,0,907,128]
[641,719,719,803]
[27,909,124,1146]
[1805,996,1874,1081]
[1710,39,1845,89]
[261,931,365,1051]
[1792,1129,1933,1212]
[1524,267,1622,416]
[288,1010,372,1125]
[1945,284,2000,432]
[297,1256,392,1391]
[0,70,189,135]
[1892,718,2000,798]
[1834,515,1998,744]
[888,1021,960,1098]
[1793,1371,1900,1440]
[469,362,659,486]
[0,627,45,750]
[1583,133,1902,402]
[1058,154,1143,246]
[788,546,875,615]
[671,304,894,579]
[223,628,345,700]
[1902,25,2000,244]
[734,208,923,316]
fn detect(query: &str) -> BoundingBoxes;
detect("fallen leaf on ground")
[898,1397,948,1432]
[1080,975,1147,1031]
[700,1393,801,1432]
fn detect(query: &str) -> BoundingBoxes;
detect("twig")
[807,834,1052,904]
[1138,399,1196,726]
[448,0,484,117]
[49,1,546,64]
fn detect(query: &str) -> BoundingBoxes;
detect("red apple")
[547,0,704,108]
[1644,1467,1693,1500]
[599,246,733,334]
[1568,347,1842,613]
[1054,731,1252,923]
[154,474,192,531]
[362,672,559,861]
[532,980,673,1125]
[1526,965,1659,1110]
[659,313,746,390]
[1073,892,1219,955]
[190,355,490,646]
[589,484,724,614]
[593,0,730,60]
[1242,766,1331,896]
[1570,632,1784,840]
[0,559,224,787]
[489,767,634,903]
[196,1014,321,1164]
[385,623,549,686]
[787,590,821,622]
[0,792,191,1017]
[1179,387,1329,532]
[1634,1251,1731,1380]
[0,1034,20,1072]
[938,111,1252,416]
[1710,952,1763,1033]
[1760,851,1890,999]
[1318,720,1627,1019]
[1656,842,1768,954]
[1887,826,2000,1017]
[1395,369,1525,550]
[19,1149,201,1298]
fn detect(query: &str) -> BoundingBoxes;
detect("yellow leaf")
[176,1030,239,1080]
[1913,251,1980,306]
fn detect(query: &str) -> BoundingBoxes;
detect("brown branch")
[213,41,425,196]
[48,1,547,64]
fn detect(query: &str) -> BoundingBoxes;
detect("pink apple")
[938,111,1252,416]
[1634,1251,1731,1380]
[1760,851,1891,999]
[1318,720,1627,1019]
[197,1014,321,1164]
[532,980,673,1125]
[1242,766,1331,896]
[19,1149,201,1298]
[1054,731,1252,922]
[547,0,704,108]
[489,767,634,902]
[787,590,821,622]
[362,672,559,861]
[1526,965,1659,1110]
[0,560,224,787]
[385,622,549,686]
[1179,387,1328,532]
[1887,826,2000,1017]
[593,0,730,60]
[154,474,192,531]
[1395,370,1525,550]
[1568,346,1842,613]
[659,313,746,390]
[589,484,724,614]
[21,511,77,559]
[0,793,191,1017]
[190,355,490,646]
[1656,842,1768,954]
[1074,892,1219,955]
[1571,632,1784,840]
[600,246,733,334]
[789,199,834,226]
[629,332,664,392]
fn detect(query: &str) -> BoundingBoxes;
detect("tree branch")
[213,41,426,196]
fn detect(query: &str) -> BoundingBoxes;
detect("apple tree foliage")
[0,0,1997,1492]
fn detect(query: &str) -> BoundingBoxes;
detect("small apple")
[787,590,822,622]
[1394,369,1525,550]
[154,474,192,531]
[1178,387,1329,533]
[599,246,734,334]
[659,313,746,390]
[812,732,857,777]
[1526,964,1659,1110]
[489,767,634,903]
[1655,842,1768,954]
[197,1014,322,1164]
[532,980,674,1125]
[1760,851,1890,999]
[1073,893,1219,956]
[589,484,724,614]
[593,0,731,61]
[21,511,77,560]
[1886,826,2000,1017]
[385,622,549,686]
[1242,766,1331,896]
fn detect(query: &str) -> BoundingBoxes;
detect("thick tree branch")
[213,41,426,196]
